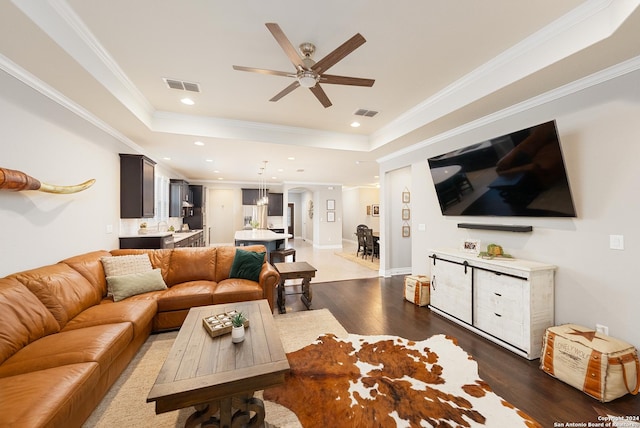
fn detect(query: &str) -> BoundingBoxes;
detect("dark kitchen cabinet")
[120,154,155,218]
[268,192,283,216]
[242,188,260,205]
[184,185,205,230]
[169,179,190,217]
[119,235,175,249]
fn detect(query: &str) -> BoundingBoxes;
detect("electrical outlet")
[596,324,609,336]
[105,224,113,234]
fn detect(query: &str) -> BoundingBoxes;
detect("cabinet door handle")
[431,276,436,290]
[494,313,502,317]
[494,292,502,297]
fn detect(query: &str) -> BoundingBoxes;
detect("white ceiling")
[1,1,639,188]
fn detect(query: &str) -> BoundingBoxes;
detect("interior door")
[208,189,236,245]
[287,203,294,236]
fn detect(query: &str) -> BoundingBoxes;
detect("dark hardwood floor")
[277,275,640,427]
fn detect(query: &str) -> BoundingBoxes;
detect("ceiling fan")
[233,23,375,108]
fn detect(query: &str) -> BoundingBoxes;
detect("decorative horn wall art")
[0,167,95,194]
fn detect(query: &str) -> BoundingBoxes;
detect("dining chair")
[363,228,379,261]
[356,224,368,257]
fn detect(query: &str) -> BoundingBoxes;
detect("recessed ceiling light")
[217,177,224,180]
[350,121,361,128]
[288,157,295,161]
[213,170,220,173]
[271,176,277,180]
[163,157,171,161]
[205,159,213,162]
[194,141,205,146]
[277,168,284,172]
[181,97,195,105]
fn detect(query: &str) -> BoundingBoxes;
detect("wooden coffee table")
[273,261,317,314]
[147,300,289,427]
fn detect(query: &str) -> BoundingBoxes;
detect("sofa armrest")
[258,262,280,311]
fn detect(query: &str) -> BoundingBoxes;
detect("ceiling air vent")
[163,78,201,93]
[354,108,378,117]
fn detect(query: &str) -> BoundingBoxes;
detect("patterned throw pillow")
[101,254,153,277]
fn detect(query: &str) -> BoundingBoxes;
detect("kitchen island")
[234,229,292,254]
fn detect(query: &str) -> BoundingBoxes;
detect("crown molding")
[370,0,640,151]
[377,54,640,164]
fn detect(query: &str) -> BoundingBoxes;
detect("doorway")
[288,203,294,236]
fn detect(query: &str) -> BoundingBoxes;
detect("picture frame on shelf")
[402,208,410,220]
[372,204,380,217]
[461,239,480,254]
[327,199,335,210]
[327,211,335,222]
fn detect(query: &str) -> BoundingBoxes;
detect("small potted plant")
[230,312,247,343]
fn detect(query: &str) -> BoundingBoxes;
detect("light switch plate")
[609,234,624,250]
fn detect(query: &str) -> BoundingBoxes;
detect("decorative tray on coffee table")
[202,310,250,338]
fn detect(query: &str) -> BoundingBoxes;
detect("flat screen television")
[427,120,577,217]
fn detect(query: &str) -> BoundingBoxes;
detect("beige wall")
[382,68,640,349]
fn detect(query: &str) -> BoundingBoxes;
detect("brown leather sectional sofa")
[0,245,279,428]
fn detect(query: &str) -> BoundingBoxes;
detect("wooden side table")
[273,261,317,314]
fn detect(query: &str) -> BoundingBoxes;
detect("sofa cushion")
[0,323,132,378]
[213,278,265,305]
[229,248,266,282]
[165,247,216,285]
[156,281,215,312]
[0,278,60,365]
[106,269,167,302]
[9,263,101,329]
[61,250,112,297]
[101,254,152,277]
[62,299,157,338]
[0,363,101,428]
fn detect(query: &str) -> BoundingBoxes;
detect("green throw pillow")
[229,249,265,282]
[106,269,167,302]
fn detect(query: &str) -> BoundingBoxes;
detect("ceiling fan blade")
[265,23,304,70]
[312,33,366,74]
[320,74,375,87]
[233,65,295,78]
[309,84,332,108]
[270,81,300,102]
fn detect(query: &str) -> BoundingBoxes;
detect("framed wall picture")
[366,205,371,215]
[327,199,335,210]
[402,208,410,220]
[372,204,380,217]
[327,211,335,222]
[402,191,410,203]
[461,239,480,254]
[402,225,410,237]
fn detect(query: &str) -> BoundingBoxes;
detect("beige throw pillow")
[101,254,153,277]
[106,269,167,302]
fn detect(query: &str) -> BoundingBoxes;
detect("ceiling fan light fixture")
[298,71,318,88]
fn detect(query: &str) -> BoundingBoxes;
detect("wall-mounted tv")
[427,120,577,217]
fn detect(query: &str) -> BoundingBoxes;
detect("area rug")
[335,251,379,270]
[83,309,539,427]
[82,309,347,427]
[263,333,542,428]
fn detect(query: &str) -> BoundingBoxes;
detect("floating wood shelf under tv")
[457,223,533,233]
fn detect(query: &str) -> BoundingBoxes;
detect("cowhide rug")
[263,333,541,428]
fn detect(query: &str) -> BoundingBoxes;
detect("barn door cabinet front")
[429,249,555,360]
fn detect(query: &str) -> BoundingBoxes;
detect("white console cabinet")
[429,249,555,359]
